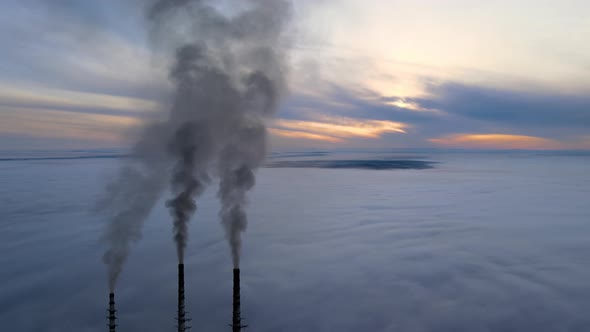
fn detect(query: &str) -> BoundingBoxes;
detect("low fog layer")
[0,152,589,331]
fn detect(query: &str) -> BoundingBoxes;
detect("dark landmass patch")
[270,151,331,158]
[265,159,435,170]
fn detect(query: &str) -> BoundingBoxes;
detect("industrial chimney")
[231,268,247,331]
[107,292,117,332]
[177,263,191,331]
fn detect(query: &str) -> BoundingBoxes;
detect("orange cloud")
[272,115,408,143]
[268,128,343,143]
[0,84,159,113]
[429,133,562,150]
[0,106,140,143]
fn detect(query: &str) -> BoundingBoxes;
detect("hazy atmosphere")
[0,1,589,332]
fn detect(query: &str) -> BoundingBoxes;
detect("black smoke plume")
[150,0,292,267]
[166,122,210,263]
[101,0,292,288]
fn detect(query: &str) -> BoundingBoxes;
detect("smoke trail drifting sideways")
[101,124,170,291]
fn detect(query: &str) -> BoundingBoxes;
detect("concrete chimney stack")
[232,268,247,331]
[177,263,191,332]
[107,292,117,332]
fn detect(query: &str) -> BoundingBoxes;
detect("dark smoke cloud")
[149,0,291,268]
[166,122,210,263]
[101,0,292,288]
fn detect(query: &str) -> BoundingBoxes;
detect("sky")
[0,0,589,150]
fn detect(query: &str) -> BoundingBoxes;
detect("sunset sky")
[1,0,589,150]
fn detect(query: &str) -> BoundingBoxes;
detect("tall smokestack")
[177,263,190,332]
[232,268,247,332]
[107,292,117,332]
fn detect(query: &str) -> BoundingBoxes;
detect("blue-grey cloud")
[411,83,590,128]
[283,84,438,125]
[279,79,590,148]
[0,0,164,99]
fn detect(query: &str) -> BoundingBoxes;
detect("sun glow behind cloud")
[297,0,590,94]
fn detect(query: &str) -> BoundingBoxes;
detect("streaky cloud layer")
[271,115,408,142]
[0,0,589,150]
[429,134,562,150]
